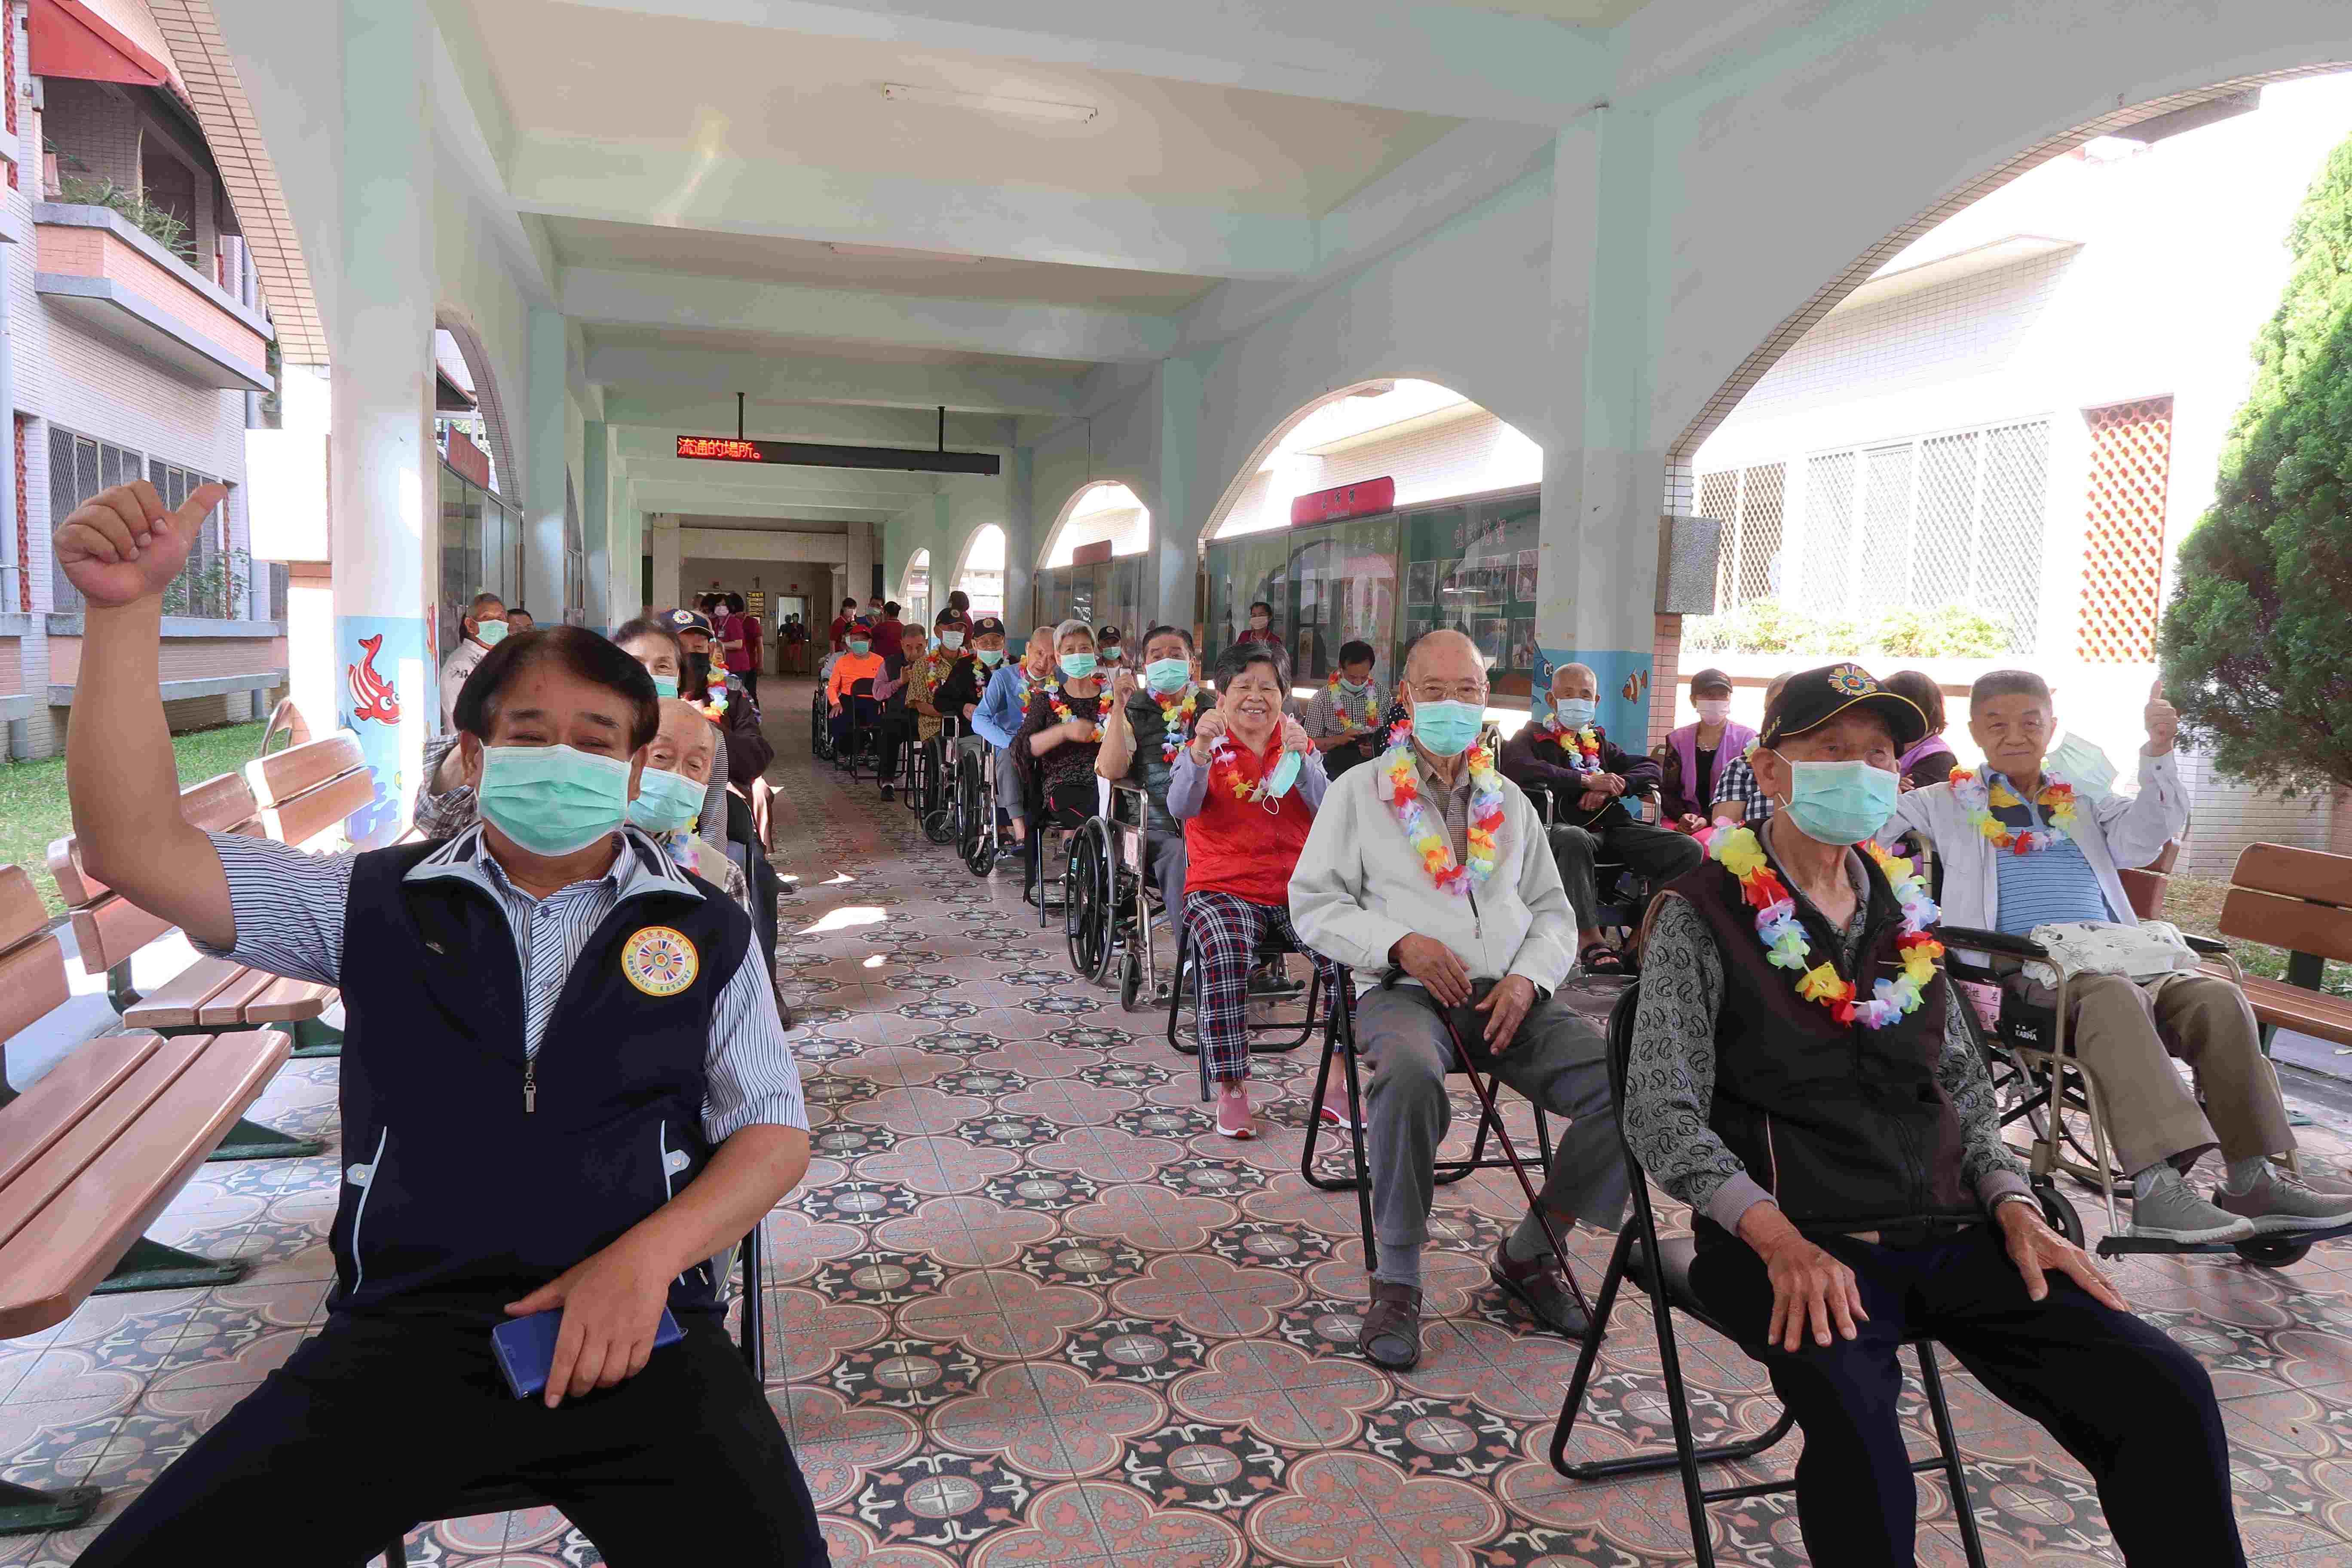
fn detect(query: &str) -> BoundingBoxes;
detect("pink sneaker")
[1214,1081,1258,1139]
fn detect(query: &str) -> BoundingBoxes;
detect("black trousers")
[1543,816,1702,933]
[75,1314,829,1568]
[1686,1224,2240,1568]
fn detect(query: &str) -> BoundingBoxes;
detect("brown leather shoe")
[1358,1279,1423,1370]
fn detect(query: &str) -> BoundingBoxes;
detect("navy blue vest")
[325,837,751,1325]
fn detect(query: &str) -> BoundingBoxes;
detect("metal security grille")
[1699,462,1786,610]
[49,431,148,612]
[2075,398,2173,663]
[150,459,233,619]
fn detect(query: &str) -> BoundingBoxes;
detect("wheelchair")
[831,679,881,782]
[1527,782,1664,951]
[910,726,956,843]
[952,740,1007,877]
[808,685,833,760]
[1064,782,1198,1012]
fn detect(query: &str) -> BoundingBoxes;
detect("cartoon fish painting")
[1621,668,1650,703]
[349,634,401,724]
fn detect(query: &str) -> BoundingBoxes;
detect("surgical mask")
[476,744,631,858]
[475,619,508,646]
[1249,614,1270,630]
[1059,652,1097,680]
[2047,732,2118,802]
[1339,677,1370,696]
[652,674,679,700]
[1695,698,1732,724]
[1262,748,1303,799]
[1553,698,1597,730]
[627,764,704,834]
[1411,700,1484,759]
[1771,753,1899,846]
[940,630,965,650]
[847,638,870,656]
[1145,658,1191,694]
[977,646,1005,668]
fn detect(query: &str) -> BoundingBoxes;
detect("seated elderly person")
[1626,662,2241,1568]
[975,623,1054,859]
[1096,623,1203,911]
[1168,641,1343,1140]
[1298,639,1387,780]
[1500,660,1702,975]
[826,617,886,759]
[665,607,772,790]
[1659,666,1751,828]
[1880,669,1960,790]
[1889,669,2352,1242]
[1704,670,1795,830]
[870,620,929,802]
[1014,620,1109,900]
[1291,629,1626,1369]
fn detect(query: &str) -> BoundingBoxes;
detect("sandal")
[1578,942,1630,977]
[1358,1280,1423,1370]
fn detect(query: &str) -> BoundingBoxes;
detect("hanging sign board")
[1289,476,1395,527]
[676,434,1000,477]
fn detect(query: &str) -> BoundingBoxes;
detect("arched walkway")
[952,524,1007,619]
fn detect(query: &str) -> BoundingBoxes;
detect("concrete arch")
[1041,479,1152,569]
[900,547,932,609]
[434,309,518,500]
[950,522,1008,603]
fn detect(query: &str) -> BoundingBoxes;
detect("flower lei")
[693,662,729,721]
[1044,680,1075,726]
[1711,827,1944,1028]
[1950,768,2078,855]
[1153,687,1197,763]
[1381,723,1504,895]
[1207,737,1257,802]
[1326,673,1379,729]
[1542,718,1603,770]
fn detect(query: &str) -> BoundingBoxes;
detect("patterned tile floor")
[9,679,2352,1565]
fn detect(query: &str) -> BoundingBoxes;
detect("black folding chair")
[1164,906,1322,1099]
[1548,984,1988,1568]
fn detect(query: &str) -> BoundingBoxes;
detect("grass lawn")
[2167,871,2352,997]
[0,722,266,917]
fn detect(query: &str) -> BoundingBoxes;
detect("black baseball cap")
[1687,666,1735,697]
[970,616,1007,638]
[659,607,715,639]
[1760,662,1926,748]
[1098,625,1122,643]
[934,607,969,629]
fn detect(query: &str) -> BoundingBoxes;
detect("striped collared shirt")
[197,824,804,1139]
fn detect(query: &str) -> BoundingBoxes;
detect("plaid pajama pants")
[1183,890,1342,1084]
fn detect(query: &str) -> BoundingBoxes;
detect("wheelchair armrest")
[1937,925,2046,959]
[2181,932,2231,958]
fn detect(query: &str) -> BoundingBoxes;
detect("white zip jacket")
[1885,749,2189,936]
[1288,751,1578,992]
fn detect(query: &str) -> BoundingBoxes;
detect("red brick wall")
[1648,613,1683,750]
[5,0,17,188]
[12,416,24,613]
[0,637,20,691]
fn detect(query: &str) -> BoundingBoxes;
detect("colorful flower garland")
[1381,723,1503,895]
[1044,680,1075,727]
[1540,720,1603,770]
[693,662,730,722]
[1154,688,1197,763]
[1326,672,1379,729]
[1207,736,1257,801]
[1710,827,1943,1028]
[1950,768,2078,855]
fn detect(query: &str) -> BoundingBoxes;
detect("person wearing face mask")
[1500,661,1702,975]
[1013,620,1109,901]
[1624,662,2242,1568]
[1888,670,2347,1245]
[1237,599,1279,649]
[1704,670,1795,830]
[1881,669,1959,790]
[1166,642,1340,1138]
[829,596,859,654]
[52,479,823,1567]
[1298,640,1387,780]
[1094,625,1125,673]
[1660,668,1752,826]
[440,590,509,729]
[662,608,772,793]
[929,610,986,751]
[1096,624,1204,912]
[972,622,1049,859]
[827,616,888,764]
[1290,630,1625,1371]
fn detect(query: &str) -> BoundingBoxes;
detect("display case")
[1033,555,1145,638]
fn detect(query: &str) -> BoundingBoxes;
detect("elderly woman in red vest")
[1169,640,1343,1139]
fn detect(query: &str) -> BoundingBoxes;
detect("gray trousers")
[1354,979,1629,1258]
[1149,831,1188,913]
[1546,818,1704,933]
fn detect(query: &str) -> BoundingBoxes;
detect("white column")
[276,364,337,736]
[523,308,568,620]
[329,0,435,846]
[1151,357,1204,631]
[845,521,876,608]
[649,513,682,610]
[579,419,608,632]
[1001,447,1035,628]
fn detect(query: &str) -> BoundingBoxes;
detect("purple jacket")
[1669,720,1757,814]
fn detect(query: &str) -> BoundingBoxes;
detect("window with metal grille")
[1699,462,1787,611]
[150,459,236,618]
[49,431,142,612]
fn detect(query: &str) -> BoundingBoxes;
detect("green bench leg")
[0,1479,100,1537]
[288,1016,343,1058]
[89,1235,248,1294]
[205,1117,324,1162]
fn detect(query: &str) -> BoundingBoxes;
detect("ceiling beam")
[589,344,1082,416]
[542,0,1609,125]
[562,266,1173,363]
[602,391,1014,447]
[513,137,1307,281]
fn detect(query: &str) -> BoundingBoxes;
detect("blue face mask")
[940,630,965,650]
[652,674,679,700]
[474,619,508,646]
[1553,697,1597,729]
[1411,699,1484,758]
[1772,753,1899,846]
[626,764,704,834]
[977,646,1005,668]
[1339,677,1371,696]
[846,638,870,656]
[1145,658,1190,694]
[1059,652,1098,680]
[2046,732,2118,802]
[1262,748,1303,799]
[476,744,631,858]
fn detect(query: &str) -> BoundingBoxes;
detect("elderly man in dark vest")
[1622,663,2240,1568]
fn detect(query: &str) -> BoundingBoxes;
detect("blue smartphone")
[491,1306,685,1400]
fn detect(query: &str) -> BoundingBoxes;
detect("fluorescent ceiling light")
[881,82,1097,123]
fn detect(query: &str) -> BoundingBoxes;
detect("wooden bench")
[0,862,290,1535]
[2212,842,2352,1051]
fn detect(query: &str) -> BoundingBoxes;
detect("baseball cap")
[659,607,715,639]
[1687,666,1736,698]
[1097,625,1122,643]
[1759,663,1926,749]
[970,616,1007,638]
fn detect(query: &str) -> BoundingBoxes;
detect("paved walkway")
[7,678,2352,1565]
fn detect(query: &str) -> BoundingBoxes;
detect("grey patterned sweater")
[1624,842,2032,1235]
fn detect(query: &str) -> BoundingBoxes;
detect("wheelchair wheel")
[2234,1236,2314,1270]
[2034,1181,2084,1250]
[1120,948,1145,1012]
[922,803,956,845]
[1066,818,1115,985]
[955,753,987,864]
[810,694,833,760]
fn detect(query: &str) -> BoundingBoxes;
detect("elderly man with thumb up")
[1887,669,2352,1244]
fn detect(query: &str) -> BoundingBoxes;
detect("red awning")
[28,0,172,89]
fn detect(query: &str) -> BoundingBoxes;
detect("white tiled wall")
[2175,749,2339,879]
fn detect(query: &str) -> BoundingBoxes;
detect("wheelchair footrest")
[2097,1217,2352,1258]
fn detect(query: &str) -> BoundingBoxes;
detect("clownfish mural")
[349,634,401,724]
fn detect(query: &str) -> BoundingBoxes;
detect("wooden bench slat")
[2219,887,2352,968]
[2117,867,2168,921]
[49,775,261,906]
[245,732,364,808]
[0,1033,204,1253]
[2241,975,2352,1047]
[196,967,281,1027]
[0,1029,287,1339]
[2233,842,2352,908]
[261,769,374,848]
[0,1032,162,1191]
[0,933,71,1045]
[122,956,249,1030]
[51,816,262,910]
[0,866,48,953]
[70,894,176,977]
[241,975,334,1023]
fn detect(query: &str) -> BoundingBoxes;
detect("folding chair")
[1548,985,1988,1568]
[1164,911,1329,1103]
[1298,972,1572,1295]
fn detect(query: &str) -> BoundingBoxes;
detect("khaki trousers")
[2025,971,2291,1175]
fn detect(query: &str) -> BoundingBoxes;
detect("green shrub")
[55,175,195,264]
[1684,597,1818,654]
[1690,597,2009,658]
[1872,603,2010,657]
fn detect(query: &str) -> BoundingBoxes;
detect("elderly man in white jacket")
[1291,630,1628,1372]
[1887,669,2349,1243]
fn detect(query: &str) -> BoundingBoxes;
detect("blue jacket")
[973,664,1032,750]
